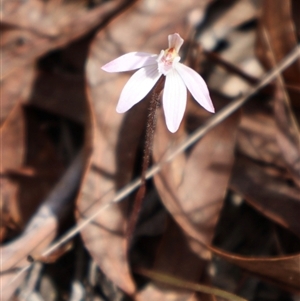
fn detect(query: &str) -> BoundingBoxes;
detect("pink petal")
[163,69,187,133]
[102,52,158,72]
[175,63,215,113]
[116,64,161,113]
[168,33,184,53]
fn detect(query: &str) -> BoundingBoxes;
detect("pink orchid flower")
[101,33,214,133]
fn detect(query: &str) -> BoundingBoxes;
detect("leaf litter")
[1,0,300,300]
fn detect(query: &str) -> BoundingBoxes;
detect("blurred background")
[1,0,300,300]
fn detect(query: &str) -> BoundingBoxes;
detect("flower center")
[157,47,180,75]
[162,47,177,64]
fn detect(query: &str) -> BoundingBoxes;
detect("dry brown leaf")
[236,101,286,168]
[256,0,300,109]
[76,102,146,295]
[1,214,58,301]
[153,97,240,259]
[0,103,67,242]
[256,0,300,85]
[0,153,84,301]
[1,0,131,79]
[230,154,300,237]
[235,3,300,235]
[258,21,300,189]
[0,64,36,125]
[211,246,300,293]
[136,219,215,301]
[235,91,300,199]
[273,84,300,188]
[79,0,214,295]
[0,104,26,240]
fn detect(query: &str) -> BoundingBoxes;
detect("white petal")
[163,69,187,133]
[175,63,215,113]
[116,64,161,113]
[102,52,158,72]
[168,33,184,53]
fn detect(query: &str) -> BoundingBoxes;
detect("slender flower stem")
[126,77,165,247]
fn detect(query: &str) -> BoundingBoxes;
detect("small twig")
[135,268,248,301]
[18,262,43,301]
[204,50,258,84]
